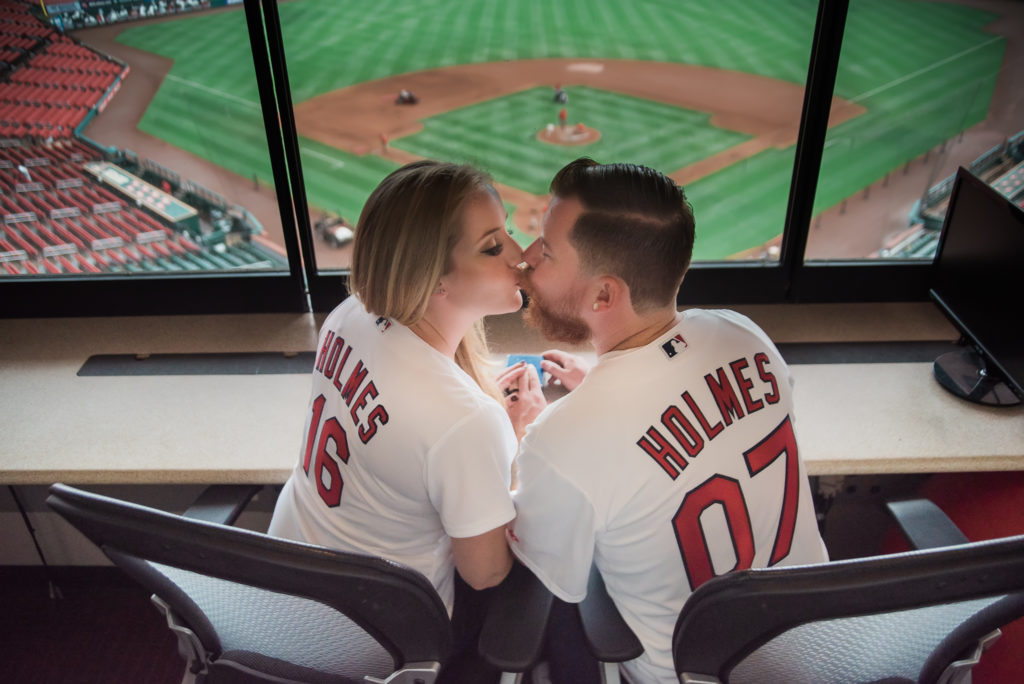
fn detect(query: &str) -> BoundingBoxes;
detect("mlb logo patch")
[375,316,392,333]
[661,333,687,359]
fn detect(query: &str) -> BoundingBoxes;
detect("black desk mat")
[77,341,957,376]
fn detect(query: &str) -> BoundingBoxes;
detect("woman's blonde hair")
[349,160,501,399]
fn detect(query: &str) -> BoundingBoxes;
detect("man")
[502,158,828,683]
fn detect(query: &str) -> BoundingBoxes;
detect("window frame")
[0,0,938,318]
[0,0,309,317]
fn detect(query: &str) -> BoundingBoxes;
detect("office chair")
[566,498,1024,684]
[45,482,489,684]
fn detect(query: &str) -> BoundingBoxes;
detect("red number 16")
[302,394,351,508]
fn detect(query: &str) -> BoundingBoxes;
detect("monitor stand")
[933,347,1021,406]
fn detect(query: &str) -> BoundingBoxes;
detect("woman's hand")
[541,350,590,392]
[497,362,546,440]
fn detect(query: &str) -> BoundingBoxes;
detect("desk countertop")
[2,303,1022,485]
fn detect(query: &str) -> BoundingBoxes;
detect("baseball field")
[105,0,1006,262]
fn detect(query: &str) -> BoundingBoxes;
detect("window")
[808,0,1023,262]
[281,1,816,276]
[5,0,1021,316]
[1,0,306,315]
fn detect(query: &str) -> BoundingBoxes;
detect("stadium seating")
[0,3,285,277]
[895,131,1024,257]
[991,160,1024,202]
[0,4,126,140]
[0,141,178,274]
[0,139,285,275]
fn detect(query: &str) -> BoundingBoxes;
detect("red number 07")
[672,415,799,591]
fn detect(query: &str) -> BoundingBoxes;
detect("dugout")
[83,160,200,237]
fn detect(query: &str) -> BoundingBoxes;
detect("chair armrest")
[182,485,263,525]
[886,498,969,550]
[578,563,643,663]
[478,561,555,673]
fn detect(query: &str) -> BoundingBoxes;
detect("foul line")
[165,74,260,109]
[164,74,346,168]
[852,36,1000,103]
[300,146,346,168]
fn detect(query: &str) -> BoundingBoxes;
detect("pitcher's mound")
[537,123,601,146]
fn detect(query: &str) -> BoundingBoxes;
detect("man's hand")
[541,350,591,392]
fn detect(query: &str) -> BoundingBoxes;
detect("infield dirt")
[295,58,864,243]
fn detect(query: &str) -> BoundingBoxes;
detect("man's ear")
[591,276,627,313]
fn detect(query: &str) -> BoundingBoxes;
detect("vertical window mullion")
[245,0,309,293]
[781,0,850,298]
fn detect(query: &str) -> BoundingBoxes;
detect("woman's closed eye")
[482,242,504,256]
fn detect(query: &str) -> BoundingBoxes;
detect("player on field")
[501,157,828,683]
[269,160,525,681]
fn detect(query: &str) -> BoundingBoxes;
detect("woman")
[269,161,524,627]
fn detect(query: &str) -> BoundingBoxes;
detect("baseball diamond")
[75,0,1019,268]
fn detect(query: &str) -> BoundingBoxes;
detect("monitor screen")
[930,167,1024,405]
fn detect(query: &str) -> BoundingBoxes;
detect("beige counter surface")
[1,313,318,485]
[2,303,1022,485]
[791,362,1023,475]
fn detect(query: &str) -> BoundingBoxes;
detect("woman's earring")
[435,284,446,296]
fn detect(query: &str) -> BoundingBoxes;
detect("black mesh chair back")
[672,534,1024,684]
[46,483,452,684]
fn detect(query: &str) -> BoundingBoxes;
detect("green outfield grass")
[295,139,397,224]
[115,0,1003,259]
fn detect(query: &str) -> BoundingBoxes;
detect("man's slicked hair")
[549,157,695,311]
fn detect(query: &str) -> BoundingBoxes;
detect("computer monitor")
[929,166,1024,406]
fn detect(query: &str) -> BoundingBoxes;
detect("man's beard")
[519,273,591,345]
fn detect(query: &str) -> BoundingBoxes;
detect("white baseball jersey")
[269,296,517,613]
[510,309,828,683]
